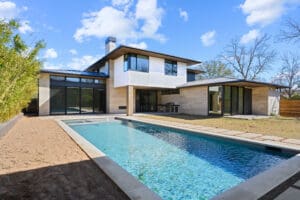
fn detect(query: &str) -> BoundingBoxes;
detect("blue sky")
[0,0,299,80]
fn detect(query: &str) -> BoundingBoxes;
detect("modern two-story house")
[38,37,285,116]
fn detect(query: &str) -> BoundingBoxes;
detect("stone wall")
[252,87,278,115]
[160,86,208,115]
[106,59,127,114]
[38,73,50,115]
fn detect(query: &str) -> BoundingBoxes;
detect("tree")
[221,34,276,80]
[279,18,300,43]
[273,53,300,98]
[198,60,234,79]
[0,20,45,122]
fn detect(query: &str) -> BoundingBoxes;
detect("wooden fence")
[280,99,300,117]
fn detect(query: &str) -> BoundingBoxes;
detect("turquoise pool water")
[66,119,292,200]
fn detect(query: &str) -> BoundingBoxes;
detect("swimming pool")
[65,119,294,200]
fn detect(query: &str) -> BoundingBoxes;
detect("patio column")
[127,85,134,116]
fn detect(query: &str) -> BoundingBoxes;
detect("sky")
[0,0,300,81]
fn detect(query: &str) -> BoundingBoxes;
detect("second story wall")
[114,55,187,88]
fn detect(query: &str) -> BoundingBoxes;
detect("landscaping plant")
[0,20,44,122]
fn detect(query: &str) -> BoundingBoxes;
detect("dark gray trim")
[179,79,288,89]
[86,45,201,71]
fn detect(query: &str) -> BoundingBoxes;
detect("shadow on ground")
[0,160,129,200]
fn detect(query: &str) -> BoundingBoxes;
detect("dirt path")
[0,116,128,200]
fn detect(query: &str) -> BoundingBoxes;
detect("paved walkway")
[0,116,128,200]
[122,116,300,151]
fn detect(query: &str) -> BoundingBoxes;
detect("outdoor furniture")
[157,103,179,113]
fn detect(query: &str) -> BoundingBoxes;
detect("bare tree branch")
[221,34,276,80]
[274,53,300,98]
[279,18,300,43]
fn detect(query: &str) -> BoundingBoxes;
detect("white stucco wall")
[268,88,280,115]
[114,55,187,88]
[38,73,50,116]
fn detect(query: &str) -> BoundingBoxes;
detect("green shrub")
[0,20,45,122]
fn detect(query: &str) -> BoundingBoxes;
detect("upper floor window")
[124,53,149,72]
[165,60,177,76]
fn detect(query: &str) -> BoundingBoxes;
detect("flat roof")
[86,45,201,71]
[40,69,108,78]
[179,77,288,88]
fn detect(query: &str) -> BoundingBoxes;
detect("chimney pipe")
[105,37,116,54]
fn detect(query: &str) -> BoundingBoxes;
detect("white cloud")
[240,29,261,44]
[112,0,132,7]
[44,54,101,70]
[67,55,100,70]
[69,49,78,55]
[74,6,137,42]
[201,30,216,46]
[127,42,147,49]
[179,8,188,21]
[135,0,164,41]
[18,20,33,34]
[44,48,58,59]
[0,1,18,19]
[112,0,133,12]
[240,0,300,26]
[74,0,165,43]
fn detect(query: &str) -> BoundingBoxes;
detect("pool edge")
[116,116,300,200]
[56,119,162,200]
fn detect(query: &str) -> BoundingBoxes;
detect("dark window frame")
[124,53,149,73]
[161,89,180,95]
[165,60,177,76]
[49,75,106,115]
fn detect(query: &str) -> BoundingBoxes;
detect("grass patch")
[139,114,300,139]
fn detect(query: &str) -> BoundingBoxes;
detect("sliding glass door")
[136,90,157,112]
[66,87,80,114]
[50,86,65,114]
[81,88,93,113]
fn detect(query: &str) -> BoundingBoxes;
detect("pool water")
[66,120,293,200]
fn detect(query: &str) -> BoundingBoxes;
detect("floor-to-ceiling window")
[208,85,250,115]
[49,75,106,114]
[208,86,222,115]
[223,86,231,114]
[81,88,93,113]
[94,88,106,113]
[50,86,65,114]
[136,90,157,112]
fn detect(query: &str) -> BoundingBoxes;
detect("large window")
[50,86,65,114]
[66,87,80,114]
[165,60,177,76]
[124,54,149,72]
[81,88,93,113]
[49,75,106,114]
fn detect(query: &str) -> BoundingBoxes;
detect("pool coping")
[57,118,162,200]
[117,116,300,154]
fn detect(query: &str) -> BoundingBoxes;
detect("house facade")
[38,37,284,116]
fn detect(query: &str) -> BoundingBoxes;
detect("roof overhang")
[40,69,108,79]
[179,79,289,89]
[86,45,201,71]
